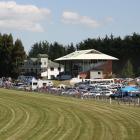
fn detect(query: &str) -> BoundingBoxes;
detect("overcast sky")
[1,0,140,53]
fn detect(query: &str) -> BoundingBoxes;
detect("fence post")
[109,97,112,104]
[134,99,136,107]
[129,98,131,107]
[138,98,140,106]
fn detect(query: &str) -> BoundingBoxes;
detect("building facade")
[20,54,64,79]
[56,49,118,79]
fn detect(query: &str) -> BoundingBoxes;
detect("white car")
[102,90,114,96]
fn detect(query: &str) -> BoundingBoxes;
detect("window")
[50,75,55,79]
[98,72,101,75]
[33,62,37,66]
[36,69,37,73]
[58,67,61,71]
[20,62,23,66]
[33,82,37,85]
[91,60,97,63]
[44,62,46,65]
[43,83,47,86]
[50,67,54,71]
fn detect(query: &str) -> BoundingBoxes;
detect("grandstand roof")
[55,49,118,61]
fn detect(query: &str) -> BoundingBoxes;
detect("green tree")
[136,67,140,76]
[122,60,134,78]
[11,39,26,77]
[66,43,75,54]
[29,41,50,57]
[49,42,66,60]
[0,34,14,77]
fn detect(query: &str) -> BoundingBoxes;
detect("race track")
[0,88,140,140]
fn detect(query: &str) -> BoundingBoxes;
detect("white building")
[20,54,64,79]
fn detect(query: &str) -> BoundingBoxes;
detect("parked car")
[13,83,27,90]
[101,90,114,96]
[61,89,78,95]
[109,92,128,98]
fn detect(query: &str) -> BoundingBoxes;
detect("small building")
[55,49,118,79]
[20,54,64,79]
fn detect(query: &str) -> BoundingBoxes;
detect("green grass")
[0,88,140,140]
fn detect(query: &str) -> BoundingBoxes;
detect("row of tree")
[29,41,75,60]
[0,32,140,78]
[0,33,26,78]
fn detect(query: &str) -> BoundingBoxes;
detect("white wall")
[41,66,64,79]
[41,71,48,77]
[90,70,103,79]
[40,58,48,68]
[47,67,64,79]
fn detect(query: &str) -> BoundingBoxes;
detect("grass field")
[0,89,140,140]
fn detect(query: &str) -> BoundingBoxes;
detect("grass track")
[0,89,140,140]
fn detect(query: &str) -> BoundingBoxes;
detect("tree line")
[0,32,140,78]
[0,33,26,78]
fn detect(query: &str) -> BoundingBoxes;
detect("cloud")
[62,11,100,28]
[62,11,114,28]
[105,17,114,22]
[0,1,51,32]
[62,12,80,21]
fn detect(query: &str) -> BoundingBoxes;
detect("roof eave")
[55,58,119,61]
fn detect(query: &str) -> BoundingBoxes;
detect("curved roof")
[55,49,118,61]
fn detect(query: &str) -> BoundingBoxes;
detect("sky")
[0,0,140,53]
